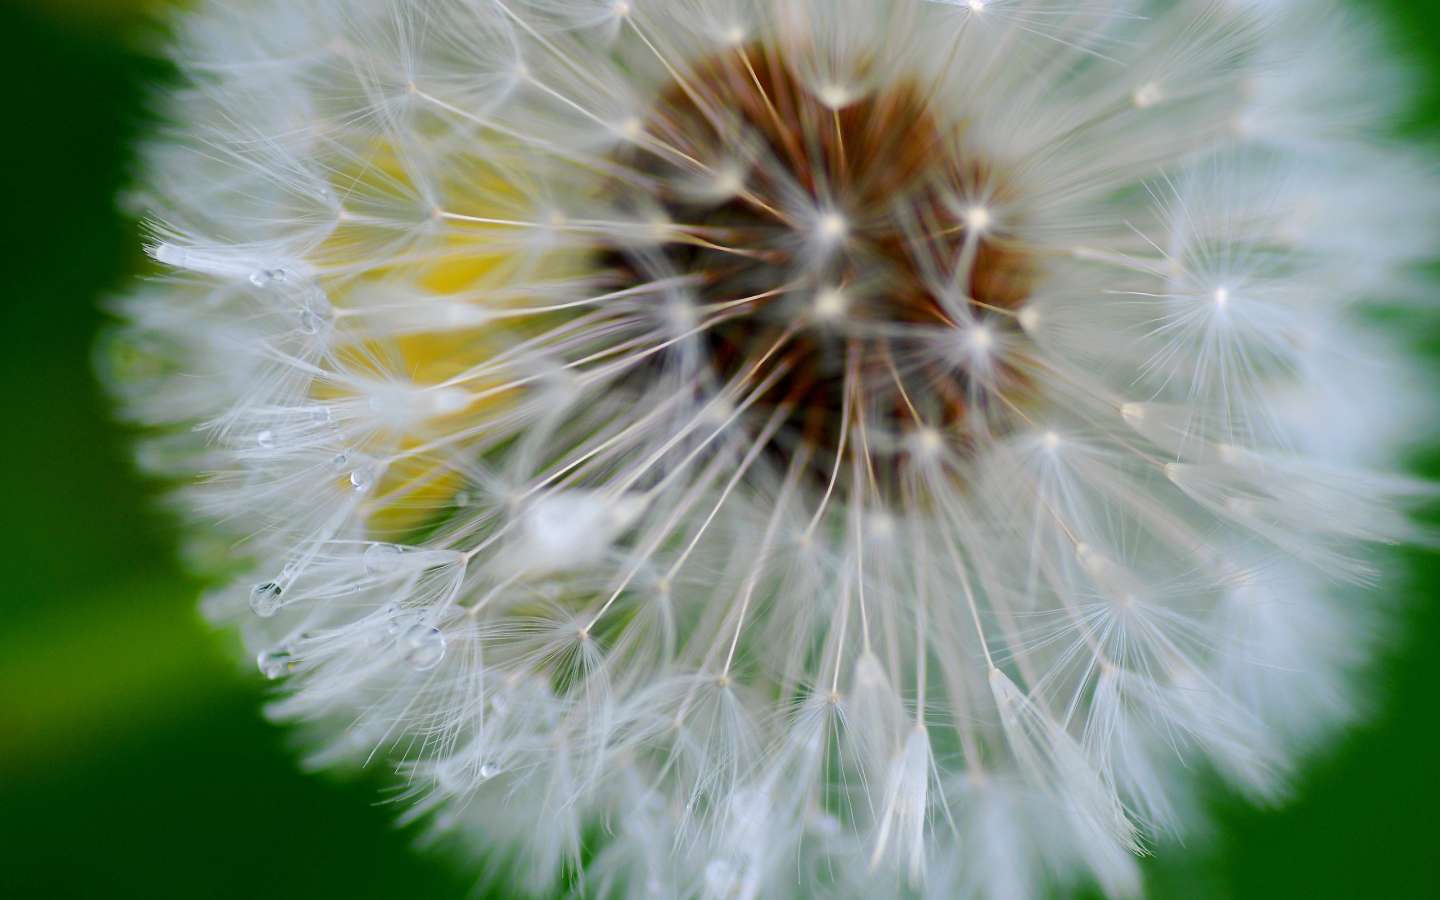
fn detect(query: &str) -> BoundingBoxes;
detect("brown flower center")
[609,44,1034,477]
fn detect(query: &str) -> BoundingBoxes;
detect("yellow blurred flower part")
[320,150,597,541]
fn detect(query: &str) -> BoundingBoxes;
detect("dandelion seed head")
[107,0,1439,897]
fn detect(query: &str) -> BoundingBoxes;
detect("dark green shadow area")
[0,0,1435,898]
[0,583,473,900]
[2,686,473,900]
[1215,549,1440,898]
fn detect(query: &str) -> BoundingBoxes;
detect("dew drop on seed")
[478,763,499,779]
[399,624,446,670]
[257,647,294,678]
[256,430,276,448]
[350,466,375,491]
[381,601,406,638]
[364,542,404,574]
[249,269,285,288]
[329,452,349,472]
[249,582,283,616]
[453,490,472,507]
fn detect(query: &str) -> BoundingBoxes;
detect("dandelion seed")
[811,287,849,321]
[106,0,1437,898]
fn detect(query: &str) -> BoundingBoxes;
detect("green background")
[0,1,1435,897]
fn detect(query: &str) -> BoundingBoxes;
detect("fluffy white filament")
[103,0,1437,898]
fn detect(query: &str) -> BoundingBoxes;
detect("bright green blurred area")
[0,1,1436,897]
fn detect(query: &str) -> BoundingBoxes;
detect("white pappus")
[102,0,1438,898]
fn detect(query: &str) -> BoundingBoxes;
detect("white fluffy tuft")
[104,0,1438,898]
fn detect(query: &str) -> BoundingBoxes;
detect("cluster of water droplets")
[247,540,466,675]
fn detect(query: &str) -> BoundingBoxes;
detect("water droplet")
[350,466,375,492]
[249,582,284,617]
[309,406,331,425]
[296,309,323,334]
[399,624,446,670]
[453,491,472,507]
[256,430,276,448]
[249,268,286,288]
[381,601,406,638]
[489,694,507,714]
[257,646,295,678]
[329,452,350,473]
[364,542,404,574]
[478,763,499,779]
